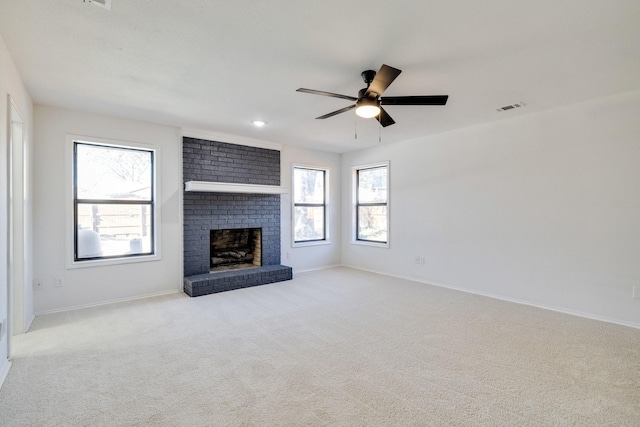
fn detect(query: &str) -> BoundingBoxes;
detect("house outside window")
[293,166,328,244]
[354,162,389,245]
[73,140,155,262]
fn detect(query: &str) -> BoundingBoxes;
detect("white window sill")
[351,240,390,248]
[293,240,332,248]
[67,253,161,270]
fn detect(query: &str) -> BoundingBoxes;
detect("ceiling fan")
[296,64,448,127]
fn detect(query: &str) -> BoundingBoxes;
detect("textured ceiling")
[1,0,639,153]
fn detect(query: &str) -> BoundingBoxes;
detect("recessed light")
[252,120,267,127]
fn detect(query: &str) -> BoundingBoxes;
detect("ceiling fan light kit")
[355,97,380,118]
[297,64,448,128]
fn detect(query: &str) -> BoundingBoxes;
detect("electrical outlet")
[33,279,43,291]
[420,257,426,265]
[633,286,640,300]
[55,277,64,288]
[414,256,421,264]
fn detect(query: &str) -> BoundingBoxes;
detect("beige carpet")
[1,267,639,426]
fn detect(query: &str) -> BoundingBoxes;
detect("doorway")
[8,96,30,341]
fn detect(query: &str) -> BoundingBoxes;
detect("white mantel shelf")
[184,181,289,194]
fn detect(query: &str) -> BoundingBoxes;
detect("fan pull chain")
[354,116,358,139]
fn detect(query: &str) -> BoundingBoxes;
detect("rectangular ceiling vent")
[496,102,526,112]
[84,0,112,10]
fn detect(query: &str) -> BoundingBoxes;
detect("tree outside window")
[356,164,388,244]
[74,141,155,261]
[293,167,326,243]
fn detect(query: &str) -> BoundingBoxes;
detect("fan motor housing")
[361,70,376,85]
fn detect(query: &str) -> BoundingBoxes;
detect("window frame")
[292,164,330,247]
[66,135,161,268]
[352,161,390,247]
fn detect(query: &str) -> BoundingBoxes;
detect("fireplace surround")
[182,137,292,297]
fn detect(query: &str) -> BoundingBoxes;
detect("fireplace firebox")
[210,228,261,272]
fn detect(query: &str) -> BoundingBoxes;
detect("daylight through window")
[356,164,388,244]
[293,167,327,243]
[73,141,155,261]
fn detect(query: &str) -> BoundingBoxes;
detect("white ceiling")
[1,1,639,153]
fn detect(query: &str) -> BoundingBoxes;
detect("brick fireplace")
[182,137,292,297]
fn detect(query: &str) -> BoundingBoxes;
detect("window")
[355,163,389,244]
[73,141,155,261]
[293,166,327,244]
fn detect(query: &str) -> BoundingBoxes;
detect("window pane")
[76,143,152,201]
[357,205,387,242]
[294,206,325,241]
[294,168,324,204]
[358,166,387,203]
[76,203,152,259]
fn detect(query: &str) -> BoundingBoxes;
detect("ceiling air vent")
[84,0,112,10]
[496,102,526,112]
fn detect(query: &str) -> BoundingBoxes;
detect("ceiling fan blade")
[380,95,449,106]
[316,104,356,119]
[376,107,395,127]
[365,64,402,98]
[296,88,357,102]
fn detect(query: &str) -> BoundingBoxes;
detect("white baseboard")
[35,289,183,316]
[0,359,11,390]
[341,264,640,330]
[25,314,35,333]
[294,263,342,274]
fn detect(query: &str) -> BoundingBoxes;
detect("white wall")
[0,35,33,383]
[342,90,640,328]
[33,106,182,313]
[280,145,341,272]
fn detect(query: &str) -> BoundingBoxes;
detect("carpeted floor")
[1,267,639,426]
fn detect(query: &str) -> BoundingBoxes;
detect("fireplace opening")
[210,228,262,272]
